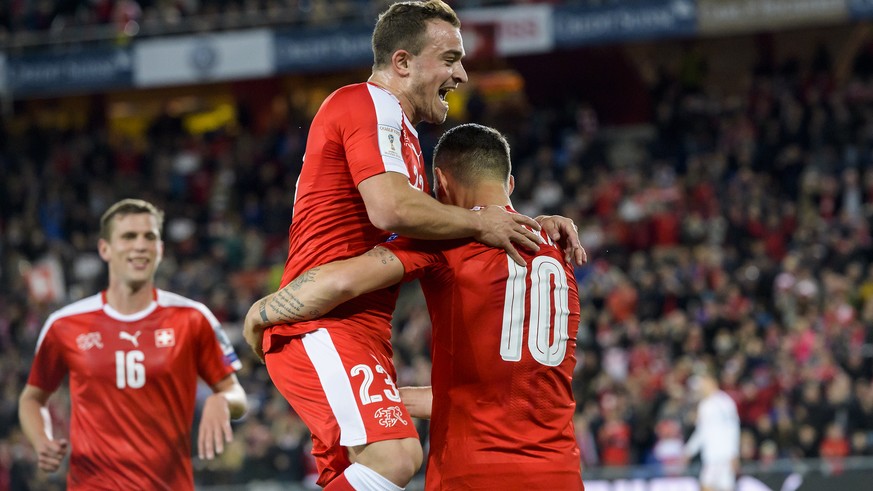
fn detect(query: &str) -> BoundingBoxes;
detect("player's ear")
[392,50,412,76]
[434,167,450,200]
[507,175,515,195]
[98,238,111,262]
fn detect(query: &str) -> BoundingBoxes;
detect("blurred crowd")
[2,35,873,491]
[0,0,644,40]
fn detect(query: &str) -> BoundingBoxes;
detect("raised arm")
[243,247,406,361]
[358,172,541,266]
[19,385,69,473]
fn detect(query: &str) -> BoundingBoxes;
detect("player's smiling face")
[407,20,468,125]
[99,213,163,289]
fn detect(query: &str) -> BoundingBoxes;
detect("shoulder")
[45,293,103,324]
[36,293,103,350]
[156,290,220,328]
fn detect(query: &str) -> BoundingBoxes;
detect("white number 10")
[500,256,571,367]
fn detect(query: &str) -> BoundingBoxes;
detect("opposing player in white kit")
[684,370,741,491]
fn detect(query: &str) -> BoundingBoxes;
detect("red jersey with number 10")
[384,213,583,490]
[26,289,241,491]
[269,82,428,348]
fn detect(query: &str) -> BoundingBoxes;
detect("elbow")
[332,270,365,302]
[365,189,418,233]
[367,206,409,233]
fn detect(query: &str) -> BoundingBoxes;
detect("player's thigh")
[265,328,417,446]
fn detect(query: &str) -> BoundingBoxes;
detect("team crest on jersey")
[155,328,175,348]
[374,406,408,428]
[378,124,402,160]
[76,332,103,351]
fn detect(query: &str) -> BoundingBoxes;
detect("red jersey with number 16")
[384,214,583,490]
[26,289,241,491]
[269,82,428,348]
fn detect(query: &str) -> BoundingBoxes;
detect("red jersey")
[384,214,583,490]
[27,289,241,491]
[269,82,427,347]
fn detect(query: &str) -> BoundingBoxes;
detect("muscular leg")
[347,437,423,487]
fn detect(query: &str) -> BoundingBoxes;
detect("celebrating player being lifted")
[19,199,247,491]
[246,124,586,490]
[254,1,585,490]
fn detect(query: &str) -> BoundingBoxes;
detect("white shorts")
[700,461,736,491]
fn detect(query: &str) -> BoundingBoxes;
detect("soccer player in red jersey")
[19,199,247,491]
[247,124,585,490]
[258,1,584,490]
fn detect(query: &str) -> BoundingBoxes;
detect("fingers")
[505,244,526,266]
[212,423,225,458]
[511,230,541,254]
[198,428,209,460]
[572,246,588,266]
[37,442,67,472]
[511,212,541,231]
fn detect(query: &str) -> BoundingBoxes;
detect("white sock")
[344,462,405,491]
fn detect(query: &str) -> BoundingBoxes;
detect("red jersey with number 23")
[268,82,427,350]
[26,289,241,491]
[384,211,584,490]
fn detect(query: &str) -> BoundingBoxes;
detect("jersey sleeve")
[27,321,68,392]
[341,86,410,185]
[194,308,242,386]
[381,236,447,282]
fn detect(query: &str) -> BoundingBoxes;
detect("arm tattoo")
[366,247,397,265]
[258,298,268,322]
[268,289,306,321]
[289,267,320,290]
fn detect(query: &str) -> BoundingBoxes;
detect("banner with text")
[134,29,274,87]
[273,25,372,74]
[460,4,554,57]
[697,0,848,34]
[554,0,696,47]
[7,48,133,98]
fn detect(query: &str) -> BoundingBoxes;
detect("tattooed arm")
[243,246,405,361]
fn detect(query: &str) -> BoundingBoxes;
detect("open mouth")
[438,86,454,102]
[129,258,150,269]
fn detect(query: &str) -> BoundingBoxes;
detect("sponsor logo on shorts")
[375,406,408,428]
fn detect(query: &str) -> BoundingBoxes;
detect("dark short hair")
[99,199,164,240]
[372,0,460,69]
[433,123,511,187]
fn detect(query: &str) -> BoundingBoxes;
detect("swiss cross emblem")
[155,328,175,348]
[374,406,408,428]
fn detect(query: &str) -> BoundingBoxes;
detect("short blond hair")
[99,199,164,240]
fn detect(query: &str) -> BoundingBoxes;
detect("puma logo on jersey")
[119,330,142,347]
[375,406,408,428]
